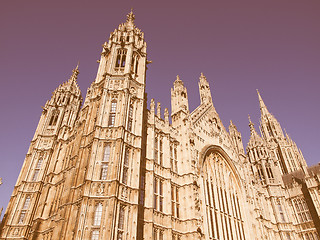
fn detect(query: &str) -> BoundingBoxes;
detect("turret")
[95,10,147,85]
[171,75,189,115]
[246,116,277,184]
[198,73,212,104]
[257,90,306,174]
[229,120,245,155]
[33,65,82,140]
[171,75,189,127]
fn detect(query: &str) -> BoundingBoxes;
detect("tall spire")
[257,89,270,116]
[69,62,79,83]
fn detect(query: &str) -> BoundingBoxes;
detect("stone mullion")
[216,163,225,239]
[205,178,213,238]
[212,156,221,240]
[203,178,211,238]
[230,190,239,240]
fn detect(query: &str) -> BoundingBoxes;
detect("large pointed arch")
[199,145,246,240]
[199,145,242,187]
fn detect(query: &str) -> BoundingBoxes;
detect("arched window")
[117,204,125,240]
[256,164,265,183]
[18,195,31,224]
[108,100,117,127]
[154,136,158,163]
[127,104,133,131]
[91,230,99,240]
[122,148,129,185]
[100,144,110,180]
[130,52,139,74]
[202,151,245,240]
[36,158,43,169]
[49,110,60,126]
[93,203,102,226]
[159,140,163,166]
[115,49,127,72]
[265,163,274,181]
[23,196,31,210]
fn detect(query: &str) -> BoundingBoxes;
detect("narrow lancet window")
[93,203,102,226]
[18,196,31,224]
[117,204,125,240]
[127,104,133,131]
[32,169,39,181]
[122,148,129,184]
[171,185,180,218]
[108,100,117,127]
[100,144,110,180]
[91,230,99,240]
[49,109,60,126]
[115,49,127,72]
[154,177,163,212]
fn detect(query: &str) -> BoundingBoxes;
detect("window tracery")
[115,48,127,72]
[49,109,60,126]
[203,151,245,240]
[93,203,102,226]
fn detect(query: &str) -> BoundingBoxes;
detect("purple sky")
[1,0,319,215]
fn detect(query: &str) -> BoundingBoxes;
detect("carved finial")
[150,99,155,112]
[164,108,169,124]
[157,102,161,118]
[174,75,183,87]
[248,115,255,133]
[229,120,236,129]
[200,72,206,81]
[126,9,135,24]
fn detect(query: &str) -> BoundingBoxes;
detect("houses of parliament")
[1,11,319,240]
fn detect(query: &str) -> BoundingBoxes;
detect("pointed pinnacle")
[256,89,270,116]
[200,72,206,80]
[248,114,255,133]
[69,63,79,83]
[174,75,183,84]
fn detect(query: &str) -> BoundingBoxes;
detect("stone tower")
[1,11,319,240]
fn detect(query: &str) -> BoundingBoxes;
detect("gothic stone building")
[1,11,320,240]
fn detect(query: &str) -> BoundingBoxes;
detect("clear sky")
[1,0,319,216]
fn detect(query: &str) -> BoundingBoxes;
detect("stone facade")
[0,11,319,240]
